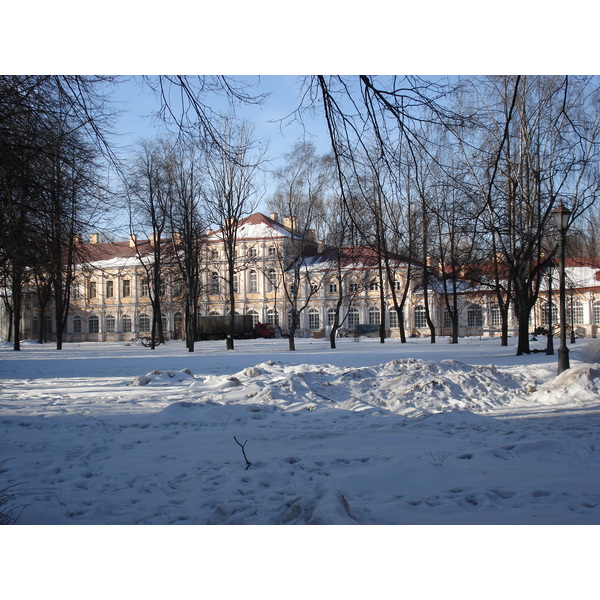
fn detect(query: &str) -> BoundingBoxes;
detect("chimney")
[89,233,99,244]
[73,233,83,245]
[270,212,279,222]
[150,233,159,247]
[306,229,317,243]
[284,216,297,232]
[173,232,182,246]
[129,234,137,248]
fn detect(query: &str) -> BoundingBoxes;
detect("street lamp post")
[552,202,572,375]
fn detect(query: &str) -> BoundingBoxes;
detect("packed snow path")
[2,337,600,524]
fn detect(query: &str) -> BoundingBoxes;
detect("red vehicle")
[254,322,275,338]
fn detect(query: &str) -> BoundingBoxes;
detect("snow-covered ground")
[2,335,598,595]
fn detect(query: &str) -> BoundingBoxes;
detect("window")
[161,314,168,333]
[289,284,297,296]
[233,273,238,293]
[105,315,116,333]
[327,308,337,327]
[43,315,52,336]
[443,307,453,329]
[211,249,219,260]
[541,301,558,327]
[348,307,360,326]
[594,301,600,325]
[268,246,277,257]
[173,279,183,297]
[248,310,259,327]
[249,270,258,293]
[490,304,501,329]
[329,282,338,294]
[266,268,277,292]
[32,317,39,336]
[414,305,427,329]
[140,278,149,297]
[248,247,257,257]
[368,306,381,325]
[88,315,99,334]
[174,313,183,338]
[122,279,131,297]
[570,298,584,325]
[467,304,483,328]
[106,280,114,298]
[308,308,320,330]
[311,283,319,294]
[122,314,132,333]
[139,314,150,333]
[349,282,358,294]
[389,308,400,328]
[369,280,379,292]
[88,280,97,299]
[267,309,279,327]
[71,284,81,300]
[392,280,401,292]
[210,272,220,294]
[73,316,82,333]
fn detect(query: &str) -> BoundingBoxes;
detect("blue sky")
[110,75,332,168]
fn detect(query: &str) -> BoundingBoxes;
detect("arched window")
[389,308,400,328]
[249,270,258,293]
[594,301,600,325]
[247,310,259,327]
[467,304,483,328]
[73,315,82,334]
[348,307,360,326]
[122,314,132,333]
[88,315,99,334]
[414,305,427,329]
[368,306,381,325]
[105,314,116,333]
[308,308,320,330]
[208,310,220,316]
[161,314,168,334]
[139,314,150,333]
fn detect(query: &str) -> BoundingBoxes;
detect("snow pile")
[132,358,531,417]
[130,368,195,386]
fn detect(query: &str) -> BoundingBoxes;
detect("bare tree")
[165,138,206,352]
[204,120,265,350]
[127,139,172,348]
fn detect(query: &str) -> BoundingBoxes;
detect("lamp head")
[552,203,572,232]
